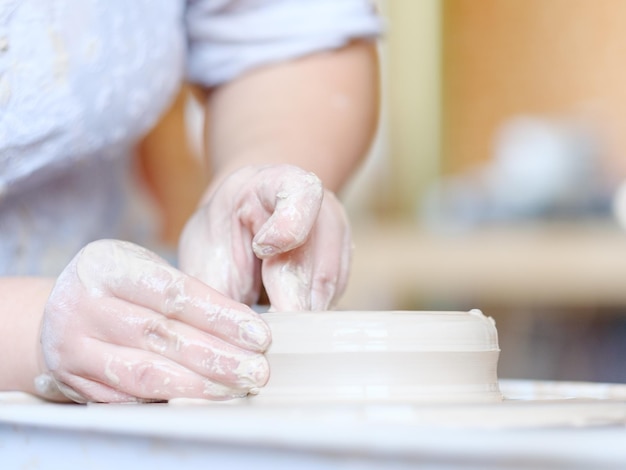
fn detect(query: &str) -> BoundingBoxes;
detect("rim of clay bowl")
[261,309,499,354]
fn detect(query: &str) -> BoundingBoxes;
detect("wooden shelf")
[340,220,626,309]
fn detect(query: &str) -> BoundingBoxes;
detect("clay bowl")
[255,310,502,404]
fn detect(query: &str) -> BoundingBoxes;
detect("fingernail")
[236,354,270,387]
[252,241,278,257]
[202,380,248,400]
[239,318,271,351]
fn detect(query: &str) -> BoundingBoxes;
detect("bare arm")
[203,39,379,196]
[179,40,380,310]
[0,278,54,395]
[0,30,378,400]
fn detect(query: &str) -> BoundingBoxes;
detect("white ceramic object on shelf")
[254,309,502,404]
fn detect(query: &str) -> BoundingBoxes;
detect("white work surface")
[2,380,626,470]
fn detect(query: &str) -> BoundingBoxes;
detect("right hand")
[38,239,271,403]
[179,164,352,312]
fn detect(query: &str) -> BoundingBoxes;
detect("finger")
[75,240,271,352]
[52,377,139,404]
[179,208,262,305]
[58,339,256,402]
[311,192,352,309]
[263,248,312,311]
[263,192,352,311]
[86,297,269,389]
[251,166,324,258]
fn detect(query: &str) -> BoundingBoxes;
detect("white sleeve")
[185,0,383,87]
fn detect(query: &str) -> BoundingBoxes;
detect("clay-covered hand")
[38,239,270,403]
[179,164,352,311]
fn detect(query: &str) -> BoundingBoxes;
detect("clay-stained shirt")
[0,0,380,275]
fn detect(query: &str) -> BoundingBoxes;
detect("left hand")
[39,239,270,403]
[178,164,352,311]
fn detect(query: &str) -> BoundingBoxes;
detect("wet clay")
[252,309,502,404]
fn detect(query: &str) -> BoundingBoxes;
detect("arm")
[0,242,271,401]
[137,84,210,246]
[204,40,379,196]
[0,278,54,396]
[179,40,380,310]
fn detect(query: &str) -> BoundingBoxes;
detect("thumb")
[251,166,324,258]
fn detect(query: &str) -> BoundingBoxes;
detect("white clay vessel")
[255,309,502,404]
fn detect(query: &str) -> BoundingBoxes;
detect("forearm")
[204,39,379,196]
[0,278,53,395]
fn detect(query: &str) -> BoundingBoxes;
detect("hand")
[39,239,270,403]
[179,164,352,311]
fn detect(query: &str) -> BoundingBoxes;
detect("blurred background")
[138,0,626,384]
